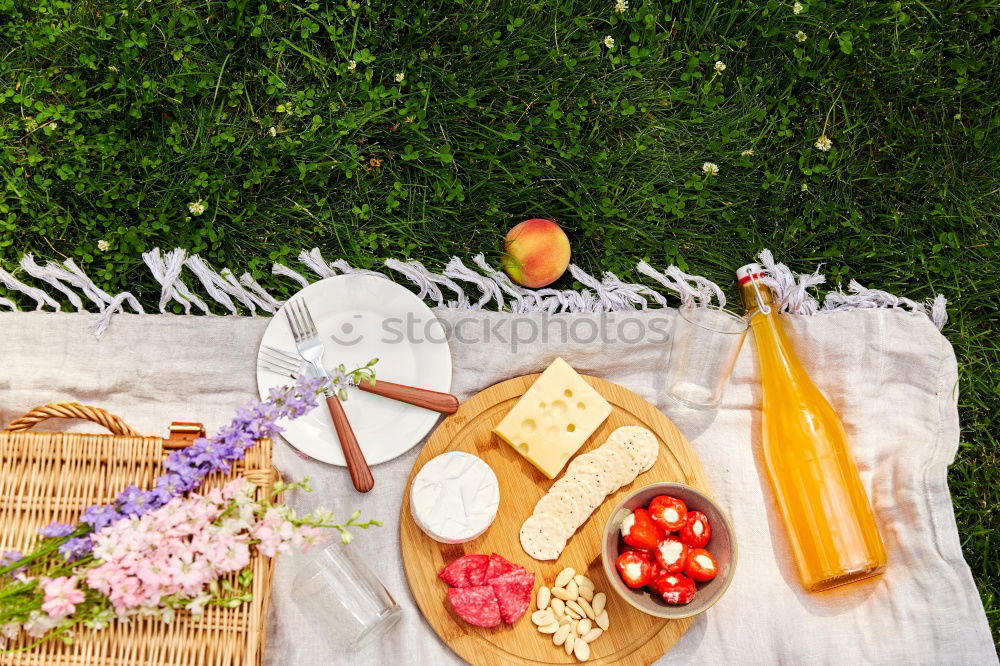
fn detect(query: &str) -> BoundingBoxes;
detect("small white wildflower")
[614,0,628,13]
[108,65,119,73]
[3,622,20,641]
[714,61,726,73]
[702,162,720,176]
[188,199,206,216]
[312,507,336,525]
[793,1,803,13]
[347,60,357,71]
[268,126,276,137]
[97,240,110,252]
[795,31,808,42]
[394,72,405,83]
[741,149,755,157]
[603,35,615,49]
[49,122,58,130]
[814,135,832,151]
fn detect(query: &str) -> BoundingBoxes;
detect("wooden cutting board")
[400,373,712,666]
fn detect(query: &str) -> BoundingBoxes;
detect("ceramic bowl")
[601,482,737,619]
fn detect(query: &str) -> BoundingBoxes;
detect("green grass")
[1,0,997,642]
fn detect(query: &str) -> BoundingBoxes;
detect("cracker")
[607,427,645,481]
[619,426,660,472]
[595,446,631,492]
[533,488,587,533]
[520,513,569,561]
[545,479,599,527]
[566,453,616,498]
[553,469,604,512]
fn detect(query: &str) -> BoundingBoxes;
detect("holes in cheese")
[493,357,613,479]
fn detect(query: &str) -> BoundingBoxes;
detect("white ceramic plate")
[256,275,452,465]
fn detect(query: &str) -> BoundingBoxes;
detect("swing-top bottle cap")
[736,263,767,285]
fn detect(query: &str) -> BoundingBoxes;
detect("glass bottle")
[738,263,886,591]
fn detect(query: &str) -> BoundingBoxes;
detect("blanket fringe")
[271,262,311,289]
[0,247,948,337]
[0,266,61,310]
[143,248,210,315]
[19,254,86,312]
[384,258,468,308]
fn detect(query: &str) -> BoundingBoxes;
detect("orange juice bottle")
[738,264,886,591]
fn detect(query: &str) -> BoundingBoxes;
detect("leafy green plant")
[0,0,996,641]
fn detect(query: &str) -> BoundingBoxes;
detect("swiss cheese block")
[492,358,612,479]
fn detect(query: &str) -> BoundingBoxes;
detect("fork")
[285,299,374,493]
[259,346,459,414]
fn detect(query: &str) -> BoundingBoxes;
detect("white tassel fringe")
[0,247,948,337]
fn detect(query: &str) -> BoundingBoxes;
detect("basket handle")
[3,403,141,436]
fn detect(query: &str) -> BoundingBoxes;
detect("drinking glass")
[664,304,749,410]
[292,542,402,650]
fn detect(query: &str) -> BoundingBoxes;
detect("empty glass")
[665,304,749,409]
[292,542,401,650]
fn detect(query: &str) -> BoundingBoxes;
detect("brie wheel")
[410,452,500,544]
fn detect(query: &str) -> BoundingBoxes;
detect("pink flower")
[135,556,171,591]
[108,576,145,611]
[41,576,85,619]
[79,475,349,622]
[296,526,329,550]
[87,563,120,596]
[251,522,281,557]
[215,539,251,571]
[169,551,212,595]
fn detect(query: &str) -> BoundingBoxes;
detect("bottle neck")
[739,277,775,318]
[739,278,806,384]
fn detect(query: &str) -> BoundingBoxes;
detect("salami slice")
[489,570,535,624]
[438,554,489,587]
[484,552,518,582]
[447,585,502,627]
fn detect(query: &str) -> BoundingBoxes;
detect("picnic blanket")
[0,307,995,665]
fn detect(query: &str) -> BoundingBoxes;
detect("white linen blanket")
[0,309,994,665]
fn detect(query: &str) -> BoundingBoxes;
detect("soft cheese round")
[410,451,500,544]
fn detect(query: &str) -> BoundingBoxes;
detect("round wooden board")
[400,374,712,666]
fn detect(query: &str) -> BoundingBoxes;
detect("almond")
[554,568,576,588]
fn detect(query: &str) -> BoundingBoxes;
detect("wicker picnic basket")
[0,403,277,666]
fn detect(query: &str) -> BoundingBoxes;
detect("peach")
[501,219,571,288]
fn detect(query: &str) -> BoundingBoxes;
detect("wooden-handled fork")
[283,300,374,493]
[260,345,459,415]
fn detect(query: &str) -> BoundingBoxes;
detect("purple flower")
[163,449,198,474]
[151,472,192,506]
[58,537,92,561]
[186,438,235,473]
[73,374,322,536]
[115,485,156,517]
[38,523,75,538]
[81,504,120,532]
[1,550,26,575]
